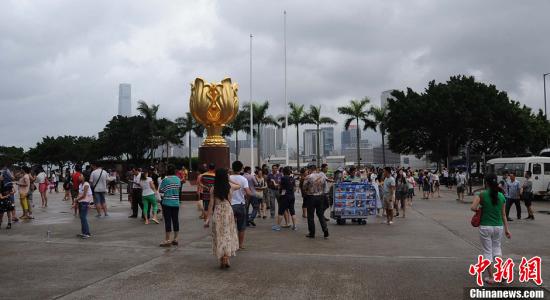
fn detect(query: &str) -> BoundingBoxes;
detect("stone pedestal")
[199,146,230,170]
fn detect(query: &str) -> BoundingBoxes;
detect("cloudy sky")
[1,0,549,150]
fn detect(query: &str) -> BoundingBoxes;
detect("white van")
[487,157,550,199]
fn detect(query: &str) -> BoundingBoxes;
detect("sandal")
[171,240,179,246]
[159,241,172,247]
[152,218,159,224]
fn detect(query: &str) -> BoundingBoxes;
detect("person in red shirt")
[71,165,82,215]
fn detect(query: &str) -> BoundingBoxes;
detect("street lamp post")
[544,73,550,118]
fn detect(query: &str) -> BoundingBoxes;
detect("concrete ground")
[1,187,549,299]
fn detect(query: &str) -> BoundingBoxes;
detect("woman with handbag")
[139,169,159,225]
[204,168,240,268]
[470,174,511,284]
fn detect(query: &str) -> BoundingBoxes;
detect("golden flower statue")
[189,77,239,147]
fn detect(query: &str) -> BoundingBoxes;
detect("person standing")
[406,171,415,205]
[299,167,309,219]
[75,174,92,239]
[470,174,511,284]
[205,168,241,268]
[266,165,281,219]
[71,165,82,215]
[17,166,31,219]
[382,167,396,225]
[139,169,159,225]
[159,165,182,247]
[505,173,521,221]
[1,164,17,222]
[129,167,145,219]
[433,172,440,198]
[198,163,216,221]
[255,169,268,219]
[442,168,449,189]
[456,169,467,202]
[89,162,108,217]
[243,166,259,227]
[303,164,329,239]
[321,164,333,222]
[272,166,297,231]
[395,172,408,218]
[36,167,48,208]
[62,168,72,201]
[521,171,534,220]
[229,161,253,250]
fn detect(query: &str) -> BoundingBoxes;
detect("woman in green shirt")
[471,174,511,284]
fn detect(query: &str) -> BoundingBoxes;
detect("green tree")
[307,105,337,167]
[278,102,310,170]
[136,100,160,163]
[369,106,388,166]
[244,101,279,166]
[156,118,183,163]
[223,109,251,162]
[97,116,151,161]
[175,112,204,171]
[337,97,376,167]
[0,146,25,166]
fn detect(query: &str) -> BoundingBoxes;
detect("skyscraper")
[261,126,277,159]
[380,89,396,108]
[321,127,334,156]
[341,124,360,149]
[303,129,317,157]
[118,83,132,117]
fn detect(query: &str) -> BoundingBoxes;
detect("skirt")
[211,200,239,259]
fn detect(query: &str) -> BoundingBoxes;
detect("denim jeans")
[247,196,259,221]
[268,189,279,217]
[79,202,90,235]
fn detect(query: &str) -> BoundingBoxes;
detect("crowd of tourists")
[0,160,535,273]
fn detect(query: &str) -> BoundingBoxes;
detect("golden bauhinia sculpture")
[190,77,239,147]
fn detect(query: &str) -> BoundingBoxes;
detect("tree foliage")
[387,75,550,165]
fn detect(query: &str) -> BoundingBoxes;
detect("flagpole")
[250,33,254,170]
[284,10,289,167]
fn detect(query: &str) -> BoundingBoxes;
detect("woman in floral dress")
[205,168,240,268]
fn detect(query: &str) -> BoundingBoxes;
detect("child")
[0,181,15,229]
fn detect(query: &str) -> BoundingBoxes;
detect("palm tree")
[137,100,160,163]
[278,102,311,170]
[223,109,251,162]
[307,105,337,167]
[370,106,388,166]
[244,101,279,166]
[155,118,182,163]
[175,112,204,171]
[337,97,376,167]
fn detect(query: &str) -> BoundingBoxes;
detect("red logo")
[469,256,543,286]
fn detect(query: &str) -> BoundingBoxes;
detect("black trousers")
[307,195,328,236]
[162,205,179,232]
[131,188,150,218]
[506,197,521,219]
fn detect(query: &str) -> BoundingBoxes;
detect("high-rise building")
[303,127,335,158]
[303,129,317,157]
[381,89,396,108]
[261,126,277,159]
[321,127,334,156]
[341,124,368,150]
[276,127,284,150]
[118,83,132,117]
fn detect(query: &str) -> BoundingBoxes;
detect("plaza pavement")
[1,187,549,299]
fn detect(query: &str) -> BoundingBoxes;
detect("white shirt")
[36,172,47,184]
[133,173,142,189]
[79,182,93,202]
[230,174,249,205]
[139,177,155,196]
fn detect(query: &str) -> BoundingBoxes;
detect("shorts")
[408,188,414,197]
[231,203,247,232]
[93,192,106,205]
[71,189,79,200]
[383,196,394,210]
[523,192,533,207]
[202,200,210,211]
[457,185,465,194]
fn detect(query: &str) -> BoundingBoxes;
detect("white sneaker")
[389,221,394,225]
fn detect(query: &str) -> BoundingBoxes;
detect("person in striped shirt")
[159,165,182,247]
